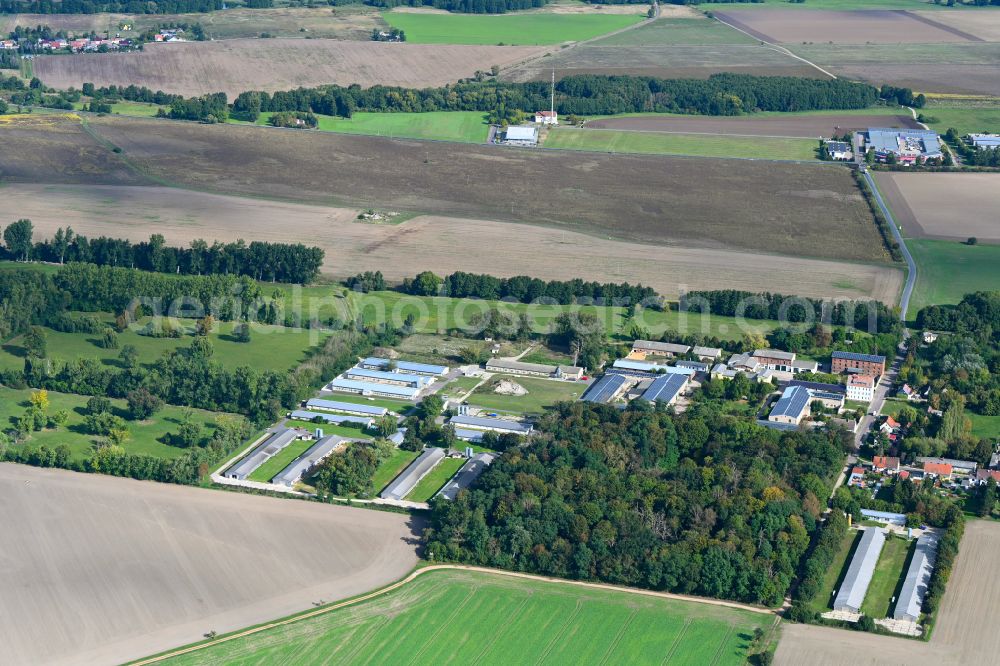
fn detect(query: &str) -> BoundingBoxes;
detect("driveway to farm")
[864,169,916,318]
[0,463,422,666]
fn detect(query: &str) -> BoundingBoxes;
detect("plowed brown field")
[32,39,548,98]
[585,113,919,138]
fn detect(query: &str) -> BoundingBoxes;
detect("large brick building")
[832,351,886,377]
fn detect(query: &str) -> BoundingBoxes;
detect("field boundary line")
[131,564,777,665]
[711,15,837,80]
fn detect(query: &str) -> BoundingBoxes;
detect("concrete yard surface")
[0,463,422,666]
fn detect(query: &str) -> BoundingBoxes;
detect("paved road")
[863,169,917,320]
[852,342,906,450]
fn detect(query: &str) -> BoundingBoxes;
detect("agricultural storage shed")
[894,532,939,622]
[612,359,695,376]
[272,435,344,487]
[581,373,629,404]
[305,398,388,417]
[289,410,374,429]
[225,428,298,480]
[380,447,446,501]
[437,453,495,500]
[360,357,449,376]
[640,373,688,406]
[344,367,431,388]
[326,378,420,400]
[833,527,887,613]
[449,414,533,435]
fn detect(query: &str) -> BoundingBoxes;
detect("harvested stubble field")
[2,6,384,40]
[77,115,891,262]
[789,43,1000,95]
[714,9,983,45]
[584,111,919,138]
[914,9,1000,41]
[776,520,1000,666]
[876,172,1000,242]
[155,568,772,666]
[0,464,421,666]
[6,185,902,303]
[31,39,548,98]
[505,14,823,82]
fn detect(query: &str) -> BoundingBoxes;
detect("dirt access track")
[876,172,1000,242]
[6,184,902,303]
[776,520,1000,666]
[0,463,421,666]
[715,9,984,45]
[585,113,919,138]
[32,39,548,98]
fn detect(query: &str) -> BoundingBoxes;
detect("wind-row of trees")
[680,289,901,334]
[149,73,882,125]
[426,400,848,606]
[0,0,222,13]
[3,222,325,283]
[401,270,658,306]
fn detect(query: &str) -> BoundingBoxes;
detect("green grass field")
[348,290,780,342]
[74,101,164,117]
[439,375,484,398]
[907,239,1000,316]
[468,376,585,415]
[0,319,326,374]
[370,447,420,493]
[971,413,1000,440]
[0,386,228,462]
[922,105,1000,136]
[405,455,466,502]
[247,436,317,483]
[861,535,913,619]
[231,111,490,143]
[283,419,374,440]
[810,527,859,612]
[156,568,771,666]
[382,11,644,45]
[542,127,818,161]
[594,16,755,46]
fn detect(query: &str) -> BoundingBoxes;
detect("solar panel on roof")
[832,351,886,363]
[581,374,628,403]
[641,374,687,404]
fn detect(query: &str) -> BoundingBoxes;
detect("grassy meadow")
[0,318,326,374]
[370,447,420,493]
[468,376,586,415]
[381,11,645,45]
[232,111,490,143]
[0,386,229,462]
[247,436,318,483]
[542,127,819,161]
[405,456,465,502]
[922,105,1000,136]
[907,239,1000,316]
[155,568,772,666]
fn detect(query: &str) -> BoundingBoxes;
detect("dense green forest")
[426,401,848,606]
[680,289,901,334]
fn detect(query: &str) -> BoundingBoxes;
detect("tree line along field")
[0,386,233,463]
[154,568,774,666]
[0,318,328,375]
[380,9,645,45]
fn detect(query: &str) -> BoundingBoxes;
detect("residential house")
[873,456,900,473]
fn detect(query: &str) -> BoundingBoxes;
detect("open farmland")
[542,126,819,160]
[155,568,773,666]
[31,39,548,98]
[914,9,1000,41]
[0,387,233,463]
[2,6,385,40]
[584,110,919,138]
[5,185,904,303]
[61,115,894,264]
[788,43,1000,96]
[714,9,983,45]
[0,463,421,666]
[247,110,491,144]
[381,9,645,45]
[505,13,823,82]
[906,240,1000,315]
[776,520,1000,666]
[876,172,1000,242]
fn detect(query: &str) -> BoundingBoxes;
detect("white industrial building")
[833,527,887,613]
[380,447,446,501]
[325,377,420,400]
[894,532,939,622]
[271,435,344,487]
[449,414,533,435]
[437,453,495,500]
[225,428,299,480]
[502,125,538,146]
